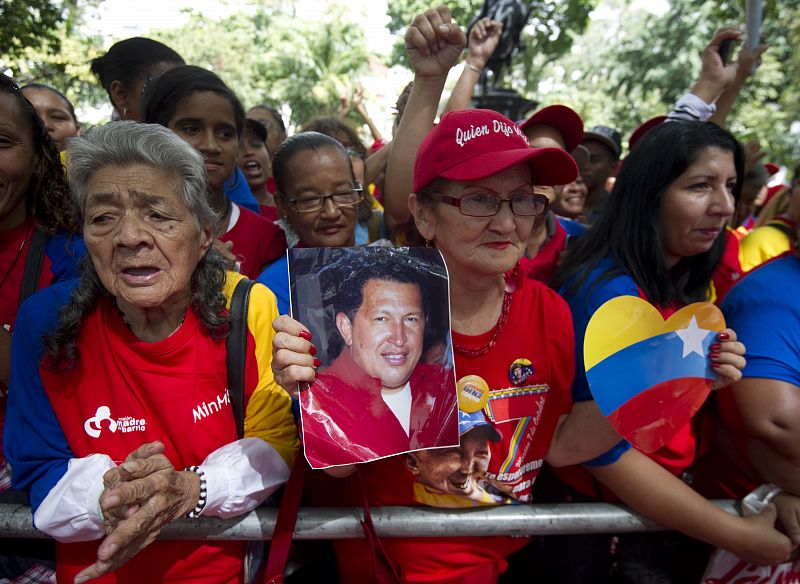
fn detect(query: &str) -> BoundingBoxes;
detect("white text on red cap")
[455,119,527,148]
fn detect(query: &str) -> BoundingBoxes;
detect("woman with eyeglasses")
[268,8,625,582]
[257,131,364,314]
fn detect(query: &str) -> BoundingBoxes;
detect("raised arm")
[353,85,384,144]
[667,27,742,124]
[709,38,768,128]
[383,6,466,230]
[444,17,503,113]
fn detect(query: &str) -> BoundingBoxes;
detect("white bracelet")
[185,466,207,518]
[465,62,483,75]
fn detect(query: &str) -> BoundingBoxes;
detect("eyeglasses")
[429,191,550,217]
[289,188,363,213]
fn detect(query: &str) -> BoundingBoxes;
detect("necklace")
[453,289,513,358]
[117,305,187,339]
[0,221,34,291]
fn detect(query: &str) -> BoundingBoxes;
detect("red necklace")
[0,220,34,291]
[453,288,514,358]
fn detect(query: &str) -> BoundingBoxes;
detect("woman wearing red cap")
[271,7,621,582]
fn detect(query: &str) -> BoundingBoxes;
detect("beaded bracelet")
[185,465,207,519]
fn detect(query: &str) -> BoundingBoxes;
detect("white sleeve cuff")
[199,437,290,518]
[741,483,783,516]
[33,453,115,542]
[667,93,717,122]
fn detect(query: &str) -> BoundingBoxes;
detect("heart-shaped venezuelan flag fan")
[584,297,725,453]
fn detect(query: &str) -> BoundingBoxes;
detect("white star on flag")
[675,316,710,358]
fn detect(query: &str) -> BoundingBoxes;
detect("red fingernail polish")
[299,330,312,341]
[313,358,321,367]
[709,343,721,351]
[718,332,729,341]
[310,345,317,356]
[711,363,721,369]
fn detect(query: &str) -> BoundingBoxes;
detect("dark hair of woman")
[553,121,744,307]
[90,37,184,95]
[301,116,367,159]
[250,104,286,135]
[20,83,78,123]
[0,74,77,234]
[271,131,356,198]
[141,65,245,136]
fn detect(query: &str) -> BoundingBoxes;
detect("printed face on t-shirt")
[168,90,238,196]
[336,279,424,392]
[406,428,492,498]
[82,163,213,313]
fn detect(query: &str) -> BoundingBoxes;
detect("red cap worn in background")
[628,116,667,151]
[518,104,584,153]
[413,109,578,193]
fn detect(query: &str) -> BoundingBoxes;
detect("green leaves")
[151,4,369,127]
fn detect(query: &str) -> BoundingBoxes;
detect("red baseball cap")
[413,109,578,193]
[628,116,667,151]
[764,162,780,176]
[518,104,584,153]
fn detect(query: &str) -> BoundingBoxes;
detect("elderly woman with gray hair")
[4,121,297,583]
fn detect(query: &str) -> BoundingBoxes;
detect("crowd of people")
[1,4,799,584]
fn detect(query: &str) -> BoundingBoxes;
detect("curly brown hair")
[1,73,78,234]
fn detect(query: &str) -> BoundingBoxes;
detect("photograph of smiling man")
[289,246,458,469]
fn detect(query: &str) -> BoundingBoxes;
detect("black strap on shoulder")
[19,227,48,306]
[227,277,256,439]
[768,220,797,238]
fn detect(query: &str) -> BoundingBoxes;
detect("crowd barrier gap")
[0,501,738,540]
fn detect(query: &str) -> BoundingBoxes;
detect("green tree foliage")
[0,0,80,60]
[4,22,106,110]
[152,3,370,127]
[541,0,799,165]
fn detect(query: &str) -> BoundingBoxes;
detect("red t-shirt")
[517,218,567,284]
[0,219,52,330]
[219,204,286,279]
[40,296,257,583]
[259,204,278,222]
[711,228,744,303]
[325,275,575,582]
[1,220,54,472]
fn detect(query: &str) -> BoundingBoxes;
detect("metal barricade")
[0,501,738,540]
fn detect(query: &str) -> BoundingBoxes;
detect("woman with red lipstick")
[270,8,792,582]
[534,120,791,583]
[269,8,628,581]
[141,66,285,279]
